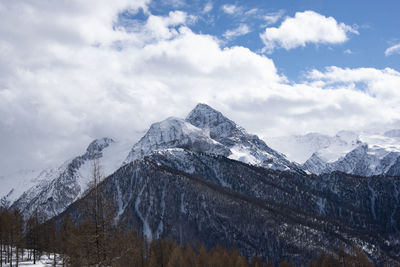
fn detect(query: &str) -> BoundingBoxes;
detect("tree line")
[0,205,381,267]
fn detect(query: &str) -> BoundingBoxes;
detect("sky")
[0,0,400,175]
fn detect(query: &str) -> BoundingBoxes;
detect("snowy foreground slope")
[267,130,400,176]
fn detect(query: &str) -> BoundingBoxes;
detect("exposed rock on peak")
[85,137,115,159]
[186,103,240,141]
[124,117,230,164]
[124,103,301,172]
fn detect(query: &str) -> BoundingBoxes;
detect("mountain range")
[267,130,400,176]
[4,104,302,220]
[1,103,400,265]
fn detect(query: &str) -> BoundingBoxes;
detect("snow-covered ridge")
[124,117,230,164]
[2,103,301,220]
[125,103,300,172]
[268,129,400,176]
[8,137,132,219]
[9,103,400,220]
[267,131,361,164]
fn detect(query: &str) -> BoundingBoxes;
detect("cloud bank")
[0,2,399,175]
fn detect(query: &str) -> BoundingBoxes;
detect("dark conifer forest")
[0,200,387,267]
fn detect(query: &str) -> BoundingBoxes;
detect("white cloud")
[221,4,241,15]
[263,10,285,26]
[144,11,191,40]
[260,10,358,52]
[344,49,353,54]
[244,8,259,16]
[307,66,400,101]
[385,43,400,56]
[0,1,399,176]
[223,24,250,40]
[203,2,213,13]
[162,0,185,8]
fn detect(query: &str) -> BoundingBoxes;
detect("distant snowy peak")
[0,169,41,206]
[303,141,400,176]
[269,129,400,176]
[359,132,400,156]
[125,103,300,172]
[317,132,361,163]
[267,131,361,164]
[84,137,115,159]
[334,130,359,145]
[10,136,129,220]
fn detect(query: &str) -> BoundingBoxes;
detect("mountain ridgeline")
[2,103,400,265]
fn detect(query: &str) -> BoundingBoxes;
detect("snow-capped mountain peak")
[266,131,361,164]
[125,103,300,172]
[123,116,231,164]
[84,137,115,159]
[269,129,400,176]
[186,103,242,141]
[6,104,302,220]
[9,136,130,220]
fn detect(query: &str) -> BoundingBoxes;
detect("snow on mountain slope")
[124,104,300,172]
[266,131,361,164]
[77,138,132,194]
[268,129,400,176]
[360,132,400,155]
[0,169,43,206]
[124,117,230,164]
[7,103,301,219]
[11,137,132,219]
[186,103,300,171]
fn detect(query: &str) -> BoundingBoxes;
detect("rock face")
[304,144,400,176]
[59,148,400,266]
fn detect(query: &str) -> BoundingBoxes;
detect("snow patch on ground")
[316,197,326,214]
[229,145,259,165]
[1,251,61,267]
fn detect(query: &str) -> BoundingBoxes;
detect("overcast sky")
[1,0,400,175]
